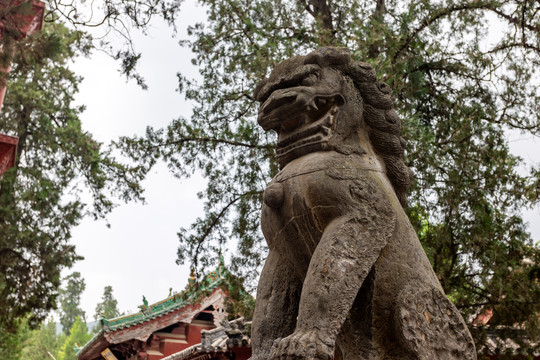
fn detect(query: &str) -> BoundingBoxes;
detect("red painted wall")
[146,321,215,360]
[0,134,17,177]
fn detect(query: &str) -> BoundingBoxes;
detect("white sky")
[64,1,540,321]
[68,1,207,319]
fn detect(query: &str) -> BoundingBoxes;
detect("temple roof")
[77,258,250,359]
[161,318,251,360]
[101,260,230,332]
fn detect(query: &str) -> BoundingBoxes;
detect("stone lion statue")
[250,47,476,360]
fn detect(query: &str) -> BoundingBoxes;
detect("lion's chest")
[261,152,386,252]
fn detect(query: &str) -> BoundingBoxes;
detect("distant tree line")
[0,272,122,360]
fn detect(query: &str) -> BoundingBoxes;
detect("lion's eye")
[300,73,318,87]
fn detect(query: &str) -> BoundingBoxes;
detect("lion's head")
[254,47,412,206]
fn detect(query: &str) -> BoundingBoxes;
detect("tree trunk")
[368,0,386,58]
[306,0,335,44]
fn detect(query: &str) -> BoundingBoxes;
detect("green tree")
[118,0,539,353]
[20,320,64,360]
[1,0,184,88]
[0,318,29,360]
[0,19,146,331]
[57,317,91,360]
[58,272,86,335]
[94,285,121,323]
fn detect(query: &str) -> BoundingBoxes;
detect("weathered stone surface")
[250,47,476,360]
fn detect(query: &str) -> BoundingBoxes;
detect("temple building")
[0,134,18,177]
[161,318,251,360]
[77,260,253,360]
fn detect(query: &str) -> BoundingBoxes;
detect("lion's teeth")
[319,98,326,105]
[311,101,319,110]
[307,105,312,111]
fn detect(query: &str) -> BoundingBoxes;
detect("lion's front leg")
[250,249,304,360]
[270,210,396,360]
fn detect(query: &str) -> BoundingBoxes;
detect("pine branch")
[393,2,540,60]
[154,136,274,151]
[191,190,263,269]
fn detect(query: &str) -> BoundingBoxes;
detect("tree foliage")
[1,0,185,88]
[57,317,91,360]
[94,285,122,323]
[0,20,146,331]
[58,272,86,334]
[20,320,64,360]
[118,0,539,353]
[40,0,186,88]
[0,317,29,359]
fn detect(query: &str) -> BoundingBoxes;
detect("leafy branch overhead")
[43,0,186,87]
[118,0,539,354]
[0,21,148,331]
[1,0,186,88]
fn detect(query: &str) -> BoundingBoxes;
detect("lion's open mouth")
[258,89,344,165]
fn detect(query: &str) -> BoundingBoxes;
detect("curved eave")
[103,276,230,332]
[76,329,108,360]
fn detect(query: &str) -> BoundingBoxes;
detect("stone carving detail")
[211,295,228,327]
[250,47,476,360]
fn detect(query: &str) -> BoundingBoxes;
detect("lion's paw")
[269,330,334,360]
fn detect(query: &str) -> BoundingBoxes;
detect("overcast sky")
[68,1,207,319]
[65,2,540,321]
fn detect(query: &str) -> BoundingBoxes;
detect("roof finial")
[188,268,196,285]
[138,295,151,314]
[218,251,225,276]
